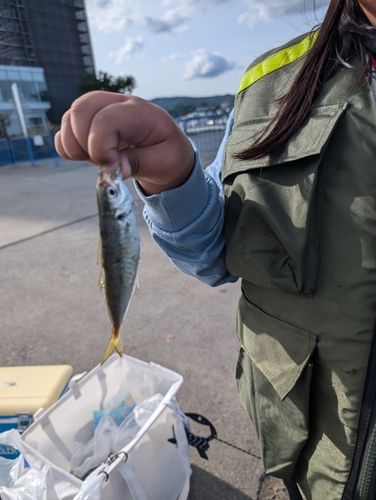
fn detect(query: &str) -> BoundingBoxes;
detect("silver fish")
[96,165,140,364]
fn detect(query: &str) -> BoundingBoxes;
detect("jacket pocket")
[223,103,348,295]
[235,293,318,480]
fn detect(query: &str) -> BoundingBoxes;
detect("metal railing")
[0,134,60,167]
[0,114,230,168]
[176,113,228,153]
[0,138,13,165]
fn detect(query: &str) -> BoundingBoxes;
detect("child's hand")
[55,91,195,194]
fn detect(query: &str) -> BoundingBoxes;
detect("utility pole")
[11,82,28,137]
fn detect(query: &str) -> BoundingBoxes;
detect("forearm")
[134,112,237,287]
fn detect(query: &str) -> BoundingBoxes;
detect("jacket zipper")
[342,320,376,500]
[357,402,376,499]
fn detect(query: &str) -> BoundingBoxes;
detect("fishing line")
[183,412,262,461]
[0,214,98,251]
[215,437,262,460]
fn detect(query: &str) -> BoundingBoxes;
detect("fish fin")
[97,237,106,290]
[97,237,103,265]
[101,330,123,364]
[98,266,105,291]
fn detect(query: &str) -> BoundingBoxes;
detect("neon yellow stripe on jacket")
[237,31,319,95]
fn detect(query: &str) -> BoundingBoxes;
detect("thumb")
[116,126,194,194]
[118,147,140,179]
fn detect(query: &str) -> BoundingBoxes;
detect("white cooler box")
[0,365,73,460]
[11,354,191,500]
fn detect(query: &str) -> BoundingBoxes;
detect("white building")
[0,65,51,136]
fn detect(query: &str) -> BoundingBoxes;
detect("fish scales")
[97,165,140,364]
[100,210,138,325]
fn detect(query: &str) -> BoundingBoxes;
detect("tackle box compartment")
[0,364,73,459]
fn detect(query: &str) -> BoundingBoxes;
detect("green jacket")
[223,32,376,499]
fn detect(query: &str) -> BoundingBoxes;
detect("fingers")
[55,110,90,162]
[55,91,131,165]
[118,127,195,193]
[55,90,195,194]
[83,97,178,167]
[118,148,140,179]
[69,92,129,163]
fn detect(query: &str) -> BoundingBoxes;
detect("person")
[55,0,376,498]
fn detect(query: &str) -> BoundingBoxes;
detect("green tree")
[169,103,197,118]
[78,71,136,95]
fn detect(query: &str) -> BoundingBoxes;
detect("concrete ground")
[0,156,288,500]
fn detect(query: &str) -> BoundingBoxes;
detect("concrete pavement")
[0,158,288,500]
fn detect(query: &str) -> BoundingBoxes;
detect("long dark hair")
[236,0,376,162]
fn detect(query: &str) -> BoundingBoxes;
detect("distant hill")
[150,95,234,117]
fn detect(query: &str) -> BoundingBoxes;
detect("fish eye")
[106,187,117,197]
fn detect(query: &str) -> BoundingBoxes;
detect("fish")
[96,164,140,364]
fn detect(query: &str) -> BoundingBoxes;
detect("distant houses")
[176,111,229,135]
[150,95,234,120]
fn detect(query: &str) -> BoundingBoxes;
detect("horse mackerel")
[96,165,140,364]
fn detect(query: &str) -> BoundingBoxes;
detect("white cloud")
[85,0,137,32]
[163,0,232,7]
[183,49,235,79]
[239,0,328,28]
[86,0,232,36]
[86,0,328,35]
[109,37,144,65]
[161,0,233,20]
[92,0,110,7]
[144,10,189,34]
[161,53,182,61]
[146,0,231,36]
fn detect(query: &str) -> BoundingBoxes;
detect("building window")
[29,117,42,126]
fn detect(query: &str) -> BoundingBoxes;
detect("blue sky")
[85,0,328,101]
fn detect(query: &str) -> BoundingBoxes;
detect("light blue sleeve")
[134,110,237,287]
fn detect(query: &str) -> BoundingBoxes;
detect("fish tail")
[101,327,124,364]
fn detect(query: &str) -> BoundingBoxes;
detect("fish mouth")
[97,165,121,189]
